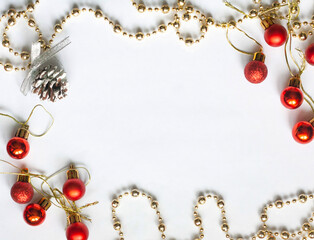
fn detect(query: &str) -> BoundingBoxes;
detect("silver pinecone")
[32,65,68,102]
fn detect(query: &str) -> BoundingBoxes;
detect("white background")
[0,0,313,239]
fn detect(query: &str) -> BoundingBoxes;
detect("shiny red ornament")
[23,198,51,226]
[66,222,89,240]
[292,121,314,144]
[63,167,86,201]
[264,23,287,47]
[305,43,314,65]
[244,52,268,84]
[7,126,30,160]
[11,182,34,204]
[281,86,304,109]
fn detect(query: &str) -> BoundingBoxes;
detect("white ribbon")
[21,37,71,95]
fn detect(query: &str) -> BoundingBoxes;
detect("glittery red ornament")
[292,121,314,144]
[24,198,51,226]
[7,126,30,160]
[305,43,314,66]
[66,222,89,240]
[11,169,34,204]
[244,52,268,84]
[263,19,287,47]
[281,87,303,109]
[63,167,86,201]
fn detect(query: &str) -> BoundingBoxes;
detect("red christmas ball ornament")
[280,77,304,109]
[11,168,34,204]
[292,120,314,144]
[66,214,89,240]
[63,166,86,201]
[244,52,268,84]
[305,43,314,65]
[23,197,51,226]
[7,125,30,160]
[262,19,287,47]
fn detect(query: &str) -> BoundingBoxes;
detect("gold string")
[226,26,263,56]
[224,1,248,17]
[0,104,54,137]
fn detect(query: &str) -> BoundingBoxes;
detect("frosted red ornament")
[11,168,34,204]
[305,43,314,66]
[66,214,89,240]
[24,197,51,226]
[280,77,304,109]
[292,120,314,144]
[244,52,268,84]
[7,125,30,160]
[262,19,287,47]
[63,166,86,201]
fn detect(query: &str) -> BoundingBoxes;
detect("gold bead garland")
[112,189,314,240]
[0,0,312,72]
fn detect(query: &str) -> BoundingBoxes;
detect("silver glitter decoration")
[32,65,68,102]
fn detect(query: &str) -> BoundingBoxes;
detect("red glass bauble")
[11,182,34,204]
[280,86,304,109]
[63,179,86,201]
[66,222,89,240]
[7,137,30,159]
[23,203,46,226]
[292,121,314,144]
[264,24,287,47]
[244,60,268,84]
[305,43,314,65]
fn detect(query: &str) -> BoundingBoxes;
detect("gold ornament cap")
[38,197,51,211]
[261,18,274,30]
[253,52,266,63]
[67,165,79,180]
[17,168,30,183]
[288,77,301,88]
[68,213,82,225]
[15,125,30,140]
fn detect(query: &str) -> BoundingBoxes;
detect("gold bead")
[114,25,122,33]
[28,19,36,27]
[137,4,146,13]
[299,32,307,41]
[113,222,121,231]
[4,63,13,72]
[95,10,103,18]
[112,199,119,208]
[158,24,167,32]
[161,5,170,13]
[194,217,202,226]
[183,13,191,21]
[2,38,9,47]
[257,230,266,238]
[131,189,140,197]
[173,21,180,29]
[158,224,166,232]
[71,8,80,17]
[200,25,208,33]
[290,5,299,14]
[299,194,307,203]
[177,0,185,8]
[185,5,194,13]
[303,223,312,231]
[275,200,283,208]
[135,32,144,41]
[221,223,229,232]
[27,4,35,12]
[21,51,30,60]
[54,24,63,33]
[8,9,16,16]
[217,200,225,208]
[268,236,276,240]
[249,9,258,18]
[198,196,206,205]
[151,201,158,209]
[293,21,301,29]
[260,213,268,222]
[206,17,215,25]
[185,38,193,46]
[8,17,16,26]
[281,231,290,239]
